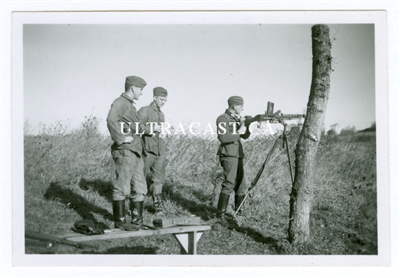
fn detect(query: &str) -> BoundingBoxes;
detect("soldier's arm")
[216,115,241,143]
[137,107,154,135]
[240,116,252,140]
[240,129,251,140]
[106,99,128,145]
[160,112,165,123]
[129,106,146,135]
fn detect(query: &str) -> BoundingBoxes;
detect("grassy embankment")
[24,117,377,254]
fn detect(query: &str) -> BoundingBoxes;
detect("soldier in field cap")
[138,86,168,215]
[215,95,251,225]
[106,75,148,231]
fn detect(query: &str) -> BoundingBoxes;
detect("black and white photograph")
[2,2,398,275]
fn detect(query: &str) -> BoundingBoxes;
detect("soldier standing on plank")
[215,96,251,224]
[106,75,148,231]
[138,87,168,215]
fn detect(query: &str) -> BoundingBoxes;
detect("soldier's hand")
[124,136,134,143]
[238,125,247,135]
[244,115,253,126]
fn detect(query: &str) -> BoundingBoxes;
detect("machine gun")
[245,101,305,127]
[234,102,305,217]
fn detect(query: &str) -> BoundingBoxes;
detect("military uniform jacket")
[106,93,144,156]
[216,109,250,158]
[137,102,166,156]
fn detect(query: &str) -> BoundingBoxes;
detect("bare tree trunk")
[288,25,332,245]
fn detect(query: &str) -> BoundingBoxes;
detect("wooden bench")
[58,225,212,255]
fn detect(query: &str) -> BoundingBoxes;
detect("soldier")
[215,96,251,224]
[138,87,168,215]
[106,75,148,231]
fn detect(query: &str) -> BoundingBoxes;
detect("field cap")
[154,87,168,97]
[153,87,168,97]
[125,76,147,89]
[228,96,244,106]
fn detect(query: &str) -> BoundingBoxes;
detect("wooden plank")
[58,225,211,242]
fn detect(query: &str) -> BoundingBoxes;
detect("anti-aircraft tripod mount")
[234,102,305,217]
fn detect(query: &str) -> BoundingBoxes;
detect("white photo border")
[2,2,398,276]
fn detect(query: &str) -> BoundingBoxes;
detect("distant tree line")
[320,121,376,138]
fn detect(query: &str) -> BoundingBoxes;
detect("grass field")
[24,117,377,255]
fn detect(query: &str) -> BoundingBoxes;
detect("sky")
[23,23,375,135]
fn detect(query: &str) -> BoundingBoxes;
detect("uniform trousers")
[220,156,247,196]
[111,149,147,202]
[143,152,167,196]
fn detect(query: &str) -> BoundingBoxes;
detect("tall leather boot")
[152,194,164,215]
[130,201,144,228]
[216,193,230,225]
[112,200,139,231]
[235,194,246,216]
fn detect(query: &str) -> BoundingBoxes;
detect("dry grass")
[24,117,377,255]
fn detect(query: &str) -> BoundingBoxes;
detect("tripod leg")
[234,135,283,217]
[233,192,249,217]
[283,135,294,184]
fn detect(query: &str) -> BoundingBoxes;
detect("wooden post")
[288,25,332,244]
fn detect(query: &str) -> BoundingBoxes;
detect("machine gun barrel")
[260,113,305,120]
[245,112,305,126]
[260,113,305,123]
